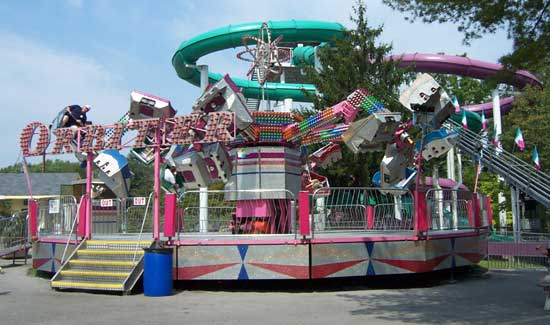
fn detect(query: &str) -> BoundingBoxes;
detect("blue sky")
[0,0,513,168]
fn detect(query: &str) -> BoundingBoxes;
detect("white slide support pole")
[199,187,208,233]
[197,64,209,233]
[493,89,507,233]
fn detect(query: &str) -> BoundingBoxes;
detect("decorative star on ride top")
[236,22,290,86]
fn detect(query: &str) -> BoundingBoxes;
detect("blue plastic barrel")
[143,247,173,297]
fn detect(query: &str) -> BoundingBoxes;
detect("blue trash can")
[143,247,173,297]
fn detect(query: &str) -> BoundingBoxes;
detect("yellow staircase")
[51,240,153,293]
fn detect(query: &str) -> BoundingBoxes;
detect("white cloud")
[0,30,128,167]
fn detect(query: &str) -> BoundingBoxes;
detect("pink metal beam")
[85,152,93,239]
[414,191,428,235]
[164,193,177,238]
[298,191,310,237]
[153,123,161,241]
[29,200,38,240]
[77,197,87,238]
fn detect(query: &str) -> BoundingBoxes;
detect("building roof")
[0,173,80,196]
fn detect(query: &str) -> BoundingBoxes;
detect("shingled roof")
[0,173,79,196]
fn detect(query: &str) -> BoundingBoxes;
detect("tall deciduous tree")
[501,84,550,173]
[0,159,83,177]
[126,155,154,197]
[304,1,410,186]
[382,0,550,70]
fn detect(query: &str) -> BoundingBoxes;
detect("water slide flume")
[172,20,541,125]
[390,53,542,117]
[172,20,345,102]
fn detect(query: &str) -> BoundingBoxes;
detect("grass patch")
[27,267,54,279]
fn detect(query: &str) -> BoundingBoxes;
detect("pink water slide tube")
[392,53,542,117]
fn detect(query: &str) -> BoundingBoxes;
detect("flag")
[452,96,460,113]
[481,110,487,131]
[533,146,541,171]
[514,127,525,151]
[461,109,468,129]
[493,128,501,148]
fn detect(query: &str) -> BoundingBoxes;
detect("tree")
[434,74,493,105]
[0,159,83,177]
[304,0,411,186]
[501,83,550,173]
[382,0,550,70]
[126,155,154,197]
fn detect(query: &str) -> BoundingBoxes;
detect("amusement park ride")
[16,21,548,292]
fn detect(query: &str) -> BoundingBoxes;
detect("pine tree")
[304,1,410,186]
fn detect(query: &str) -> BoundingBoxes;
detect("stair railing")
[132,192,154,262]
[60,195,82,264]
[445,119,550,206]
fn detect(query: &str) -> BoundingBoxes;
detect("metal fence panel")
[311,187,414,234]
[90,196,154,235]
[177,189,296,237]
[486,241,550,270]
[37,196,78,237]
[0,211,28,255]
[425,189,474,231]
[91,198,120,234]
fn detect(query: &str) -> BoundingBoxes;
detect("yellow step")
[52,281,123,290]
[61,270,130,277]
[69,260,137,267]
[78,250,144,255]
[86,240,153,246]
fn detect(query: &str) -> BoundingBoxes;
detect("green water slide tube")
[172,20,345,102]
[172,20,485,132]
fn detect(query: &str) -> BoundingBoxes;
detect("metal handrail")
[132,192,154,262]
[447,119,549,182]
[310,187,414,236]
[50,239,87,283]
[445,119,550,206]
[177,189,297,238]
[60,195,84,264]
[448,120,550,185]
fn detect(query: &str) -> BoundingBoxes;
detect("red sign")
[19,112,235,157]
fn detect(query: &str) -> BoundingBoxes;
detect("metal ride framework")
[10,20,548,288]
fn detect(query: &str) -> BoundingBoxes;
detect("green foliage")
[303,1,411,186]
[306,2,411,111]
[0,159,83,177]
[0,200,12,217]
[501,84,550,173]
[126,155,154,197]
[434,74,493,105]
[382,0,550,70]
[431,72,516,217]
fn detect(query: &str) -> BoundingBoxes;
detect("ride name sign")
[19,112,235,157]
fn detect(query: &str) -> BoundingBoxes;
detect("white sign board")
[100,199,114,207]
[48,199,60,214]
[133,197,146,206]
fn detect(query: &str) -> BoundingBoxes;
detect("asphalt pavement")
[1,259,549,325]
